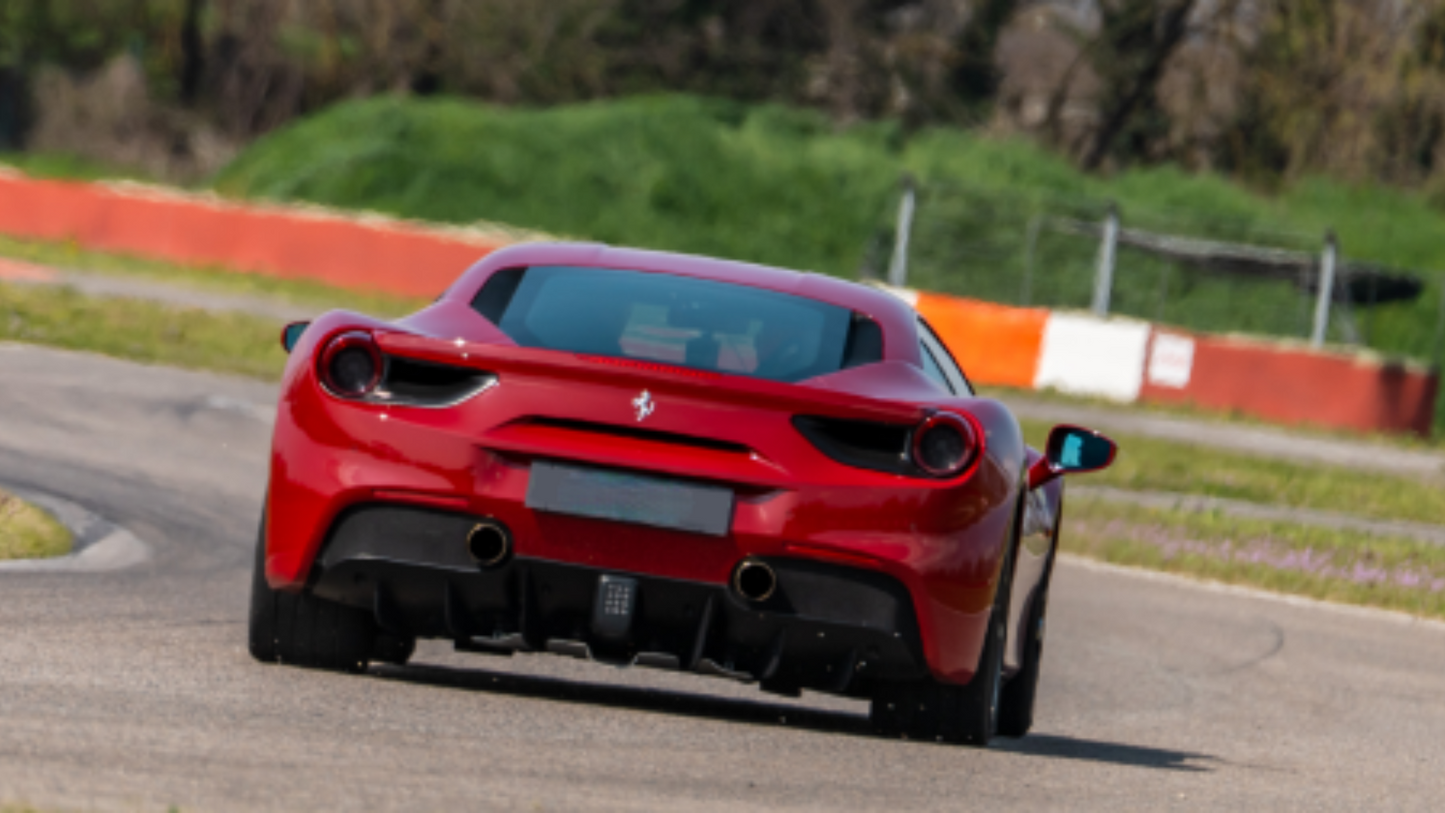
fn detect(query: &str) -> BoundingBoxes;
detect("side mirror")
[1028,424,1117,489]
[280,321,310,354]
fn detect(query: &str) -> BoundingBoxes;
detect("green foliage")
[216,95,901,275]
[0,150,158,183]
[1225,0,1445,188]
[0,0,187,85]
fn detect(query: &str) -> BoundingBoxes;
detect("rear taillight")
[319,331,383,398]
[317,331,495,407]
[910,413,977,478]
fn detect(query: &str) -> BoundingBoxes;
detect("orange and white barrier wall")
[899,285,1438,437]
[0,169,506,299]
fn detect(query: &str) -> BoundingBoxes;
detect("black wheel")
[870,536,1014,746]
[996,586,1047,738]
[247,517,280,664]
[371,632,416,666]
[248,513,377,673]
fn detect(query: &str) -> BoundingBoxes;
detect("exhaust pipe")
[733,559,777,603]
[466,519,512,568]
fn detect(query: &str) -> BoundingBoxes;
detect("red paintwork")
[265,242,1087,686]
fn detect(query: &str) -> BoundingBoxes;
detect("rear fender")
[1004,457,1063,675]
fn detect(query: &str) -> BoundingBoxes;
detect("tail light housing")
[793,411,980,479]
[317,330,496,407]
[319,331,383,398]
[910,413,977,478]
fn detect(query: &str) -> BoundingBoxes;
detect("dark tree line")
[0,0,1020,142]
[4,0,1445,191]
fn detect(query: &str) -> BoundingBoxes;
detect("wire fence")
[862,178,1445,370]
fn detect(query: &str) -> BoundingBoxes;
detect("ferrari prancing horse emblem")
[632,390,655,422]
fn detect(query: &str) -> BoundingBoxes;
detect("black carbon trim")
[311,503,928,695]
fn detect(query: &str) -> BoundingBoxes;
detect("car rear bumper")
[309,503,930,696]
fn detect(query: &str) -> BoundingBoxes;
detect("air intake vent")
[378,356,496,407]
[793,416,913,475]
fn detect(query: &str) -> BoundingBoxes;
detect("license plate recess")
[525,461,734,537]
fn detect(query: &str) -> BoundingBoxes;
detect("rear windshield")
[472,265,879,383]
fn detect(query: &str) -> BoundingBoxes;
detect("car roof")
[446,242,923,363]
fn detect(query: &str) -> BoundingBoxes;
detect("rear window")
[473,265,880,383]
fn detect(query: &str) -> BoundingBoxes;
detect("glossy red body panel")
[264,243,1063,686]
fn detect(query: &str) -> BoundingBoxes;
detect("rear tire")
[870,537,1014,746]
[248,513,377,673]
[995,587,1047,738]
[371,632,416,666]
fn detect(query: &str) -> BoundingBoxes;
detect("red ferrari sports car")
[249,242,1115,746]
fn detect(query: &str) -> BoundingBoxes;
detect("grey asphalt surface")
[3,342,1445,811]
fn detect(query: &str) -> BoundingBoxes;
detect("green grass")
[0,150,158,184]
[1064,498,1445,620]
[1020,419,1445,526]
[0,488,72,560]
[0,234,425,319]
[0,281,287,380]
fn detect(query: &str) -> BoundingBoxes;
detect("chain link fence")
[861,178,1445,370]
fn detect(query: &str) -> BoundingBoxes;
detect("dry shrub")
[28,55,239,181]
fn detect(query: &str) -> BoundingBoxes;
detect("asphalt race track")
[2,343,1443,811]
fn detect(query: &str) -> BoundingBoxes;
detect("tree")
[951,0,1016,111]
[1078,0,1197,171]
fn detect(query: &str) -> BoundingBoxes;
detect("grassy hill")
[215,95,902,279]
[215,94,1445,418]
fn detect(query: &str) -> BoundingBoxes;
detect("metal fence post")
[1091,203,1119,316]
[1310,231,1339,348]
[1432,275,1445,368]
[887,176,917,289]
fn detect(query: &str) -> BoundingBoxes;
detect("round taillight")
[911,413,977,478]
[319,331,383,398]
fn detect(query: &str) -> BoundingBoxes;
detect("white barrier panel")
[1147,332,1196,389]
[1033,313,1151,402]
